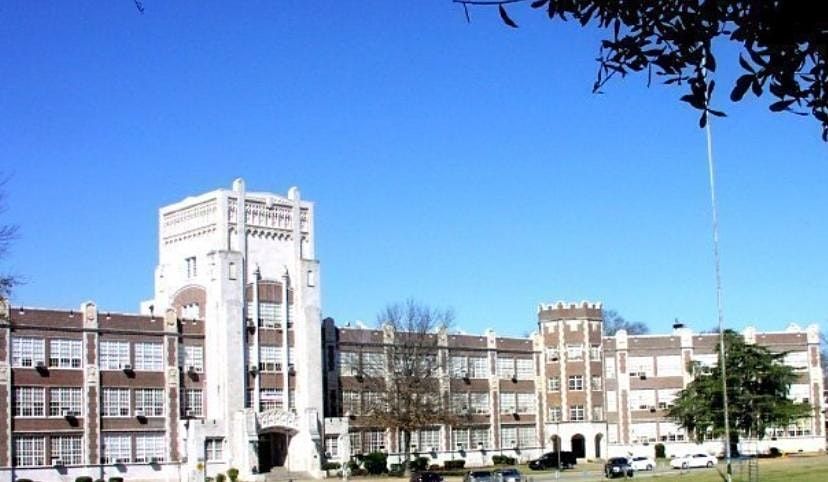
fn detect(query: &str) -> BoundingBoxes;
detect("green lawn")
[648,455,828,482]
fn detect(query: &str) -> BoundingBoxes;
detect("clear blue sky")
[1,2,826,336]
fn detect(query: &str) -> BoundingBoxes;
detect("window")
[349,432,362,455]
[608,424,619,444]
[693,353,718,372]
[180,303,199,319]
[14,387,45,417]
[206,438,224,461]
[261,389,283,410]
[515,358,534,379]
[181,345,204,372]
[657,389,679,409]
[500,392,517,414]
[500,426,517,448]
[259,302,282,328]
[469,357,488,378]
[569,405,585,421]
[607,390,617,412]
[784,352,809,371]
[14,435,45,467]
[548,376,560,392]
[51,435,82,465]
[656,355,683,377]
[103,434,132,464]
[12,337,45,367]
[548,406,561,422]
[135,388,164,417]
[470,392,489,414]
[260,345,282,372]
[338,351,359,377]
[100,341,130,370]
[517,426,536,447]
[135,433,165,463]
[629,389,656,410]
[591,375,602,391]
[417,428,440,451]
[343,391,360,415]
[659,422,686,442]
[362,392,384,413]
[102,388,130,417]
[452,428,470,449]
[566,344,583,361]
[365,430,385,452]
[449,356,466,378]
[516,393,535,414]
[568,375,584,390]
[184,389,203,417]
[362,352,384,376]
[186,256,197,278]
[629,356,654,377]
[630,422,657,444]
[49,387,82,416]
[496,357,515,378]
[134,342,163,371]
[545,348,560,362]
[325,436,339,457]
[451,393,468,413]
[789,384,810,403]
[590,345,601,360]
[49,339,82,368]
[592,406,604,420]
[605,357,616,378]
[470,428,489,448]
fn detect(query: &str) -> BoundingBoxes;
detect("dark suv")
[410,472,444,482]
[528,451,576,470]
[604,457,634,478]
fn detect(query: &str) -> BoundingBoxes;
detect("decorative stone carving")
[165,308,177,331]
[83,302,98,328]
[0,362,9,383]
[0,299,8,319]
[258,408,299,432]
[86,366,98,386]
[167,367,179,387]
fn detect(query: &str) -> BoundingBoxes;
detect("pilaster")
[164,308,181,461]
[81,301,100,465]
[0,299,10,467]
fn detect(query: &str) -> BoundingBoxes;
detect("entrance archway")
[258,432,291,472]
[571,434,585,459]
[594,433,603,459]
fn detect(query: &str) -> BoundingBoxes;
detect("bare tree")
[602,309,649,336]
[356,300,455,473]
[0,175,19,301]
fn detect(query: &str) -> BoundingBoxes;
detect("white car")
[629,456,656,471]
[670,453,717,469]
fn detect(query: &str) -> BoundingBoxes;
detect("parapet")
[538,300,603,321]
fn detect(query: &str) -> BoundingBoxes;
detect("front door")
[258,435,273,473]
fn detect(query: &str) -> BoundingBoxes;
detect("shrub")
[216,473,227,482]
[654,443,666,459]
[323,462,341,471]
[227,468,239,482]
[109,478,124,482]
[492,455,516,465]
[769,447,781,458]
[352,468,368,476]
[444,460,466,470]
[428,464,440,471]
[409,456,429,472]
[347,459,361,472]
[389,463,405,476]
[362,451,388,475]
[17,479,33,482]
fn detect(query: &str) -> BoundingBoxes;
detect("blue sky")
[1,2,826,336]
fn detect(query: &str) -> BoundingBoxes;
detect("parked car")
[464,470,493,482]
[410,472,444,482]
[629,456,655,471]
[493,468,522,482]
[670,453,717,469]
[604,457,634,478]
[527,451,577,470]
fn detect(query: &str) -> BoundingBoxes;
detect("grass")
[646,454,828,482]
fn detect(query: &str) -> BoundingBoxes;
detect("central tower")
[145,178,323,479]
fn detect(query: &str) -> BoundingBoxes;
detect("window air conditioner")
[36,361,47,368]
[649,406,657,413]
[52,459,64,467]
[135,409,146,418]
[185,409,195,417]
[122,364,133,371]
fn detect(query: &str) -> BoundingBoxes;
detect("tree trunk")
[403,430,412,476]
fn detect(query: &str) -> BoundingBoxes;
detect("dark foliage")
[456,1,828,140]
[654,443,666,459]
[603,309,649,336]
[444,460,467,470]
[492,455,517,465]
[362,451,389,474]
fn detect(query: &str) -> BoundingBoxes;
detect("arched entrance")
[594,433,603,459]
[571,434,586,459]
[257,408,299,473]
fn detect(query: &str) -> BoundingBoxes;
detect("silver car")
[493,468,522,482]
